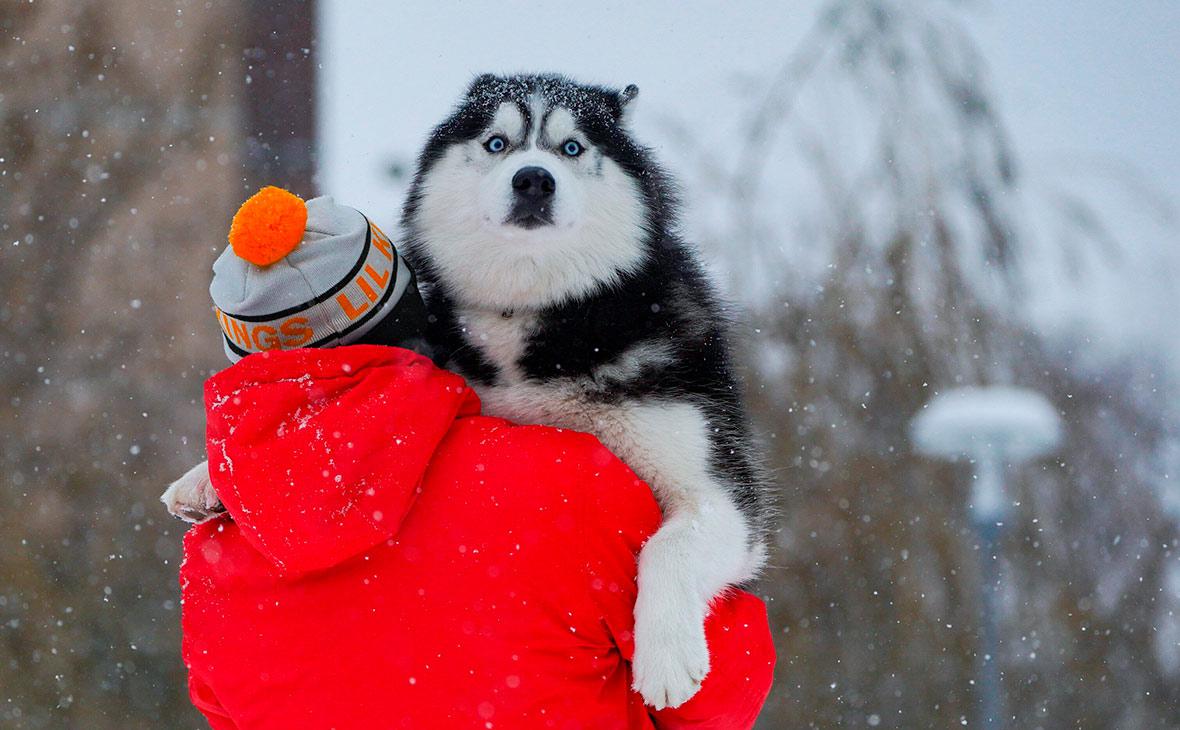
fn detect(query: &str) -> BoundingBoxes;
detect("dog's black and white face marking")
[405,75,654,311]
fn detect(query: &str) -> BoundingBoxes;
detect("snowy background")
[1,1,1178,728]
[320,0,1180,369]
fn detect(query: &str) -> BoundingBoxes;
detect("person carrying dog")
[174,187,775,729]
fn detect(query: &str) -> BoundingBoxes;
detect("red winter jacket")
[180,345,774,729]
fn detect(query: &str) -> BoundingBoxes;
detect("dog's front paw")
[631,598,710,710]
[160,460,224,523]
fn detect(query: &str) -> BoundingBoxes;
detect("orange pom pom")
[228,186,308,266]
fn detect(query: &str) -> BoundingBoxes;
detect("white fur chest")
[455,306,535,385]
[454,305,591,431]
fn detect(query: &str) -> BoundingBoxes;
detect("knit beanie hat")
[210,187,426,362]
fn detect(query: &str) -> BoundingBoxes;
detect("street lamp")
[910,386,1063,728]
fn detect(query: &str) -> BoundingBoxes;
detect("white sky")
[318,0,813,219]
[972,1,1180,198]
[317,0,1180,360]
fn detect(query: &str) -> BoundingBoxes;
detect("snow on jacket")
[180,345,775,729]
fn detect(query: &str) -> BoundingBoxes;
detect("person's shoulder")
[439,415,663,539]
[443,416,632,482]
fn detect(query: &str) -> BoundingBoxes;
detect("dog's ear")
[619,84,639,108]
[467,73,499,97]
[615,84,639,123]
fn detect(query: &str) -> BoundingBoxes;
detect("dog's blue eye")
[562,140,582,157]
[485,136,506,153]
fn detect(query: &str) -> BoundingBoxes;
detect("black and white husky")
[163,74,771,709]
[403,74,770,708]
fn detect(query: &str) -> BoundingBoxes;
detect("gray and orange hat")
[209,187,426,362]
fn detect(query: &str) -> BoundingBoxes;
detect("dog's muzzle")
[508,166,555,229]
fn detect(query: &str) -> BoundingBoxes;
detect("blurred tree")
[670,1,1180,727]
[0,0,315,726]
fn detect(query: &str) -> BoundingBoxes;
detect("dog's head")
[403,74,670,311]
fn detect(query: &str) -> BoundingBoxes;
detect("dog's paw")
[631,600,710,710]
[160,460,224,523]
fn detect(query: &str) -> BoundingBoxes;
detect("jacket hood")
[203,345,480,576]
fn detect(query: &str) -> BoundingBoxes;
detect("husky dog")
[163,74,770,709]
[402,74,769,708]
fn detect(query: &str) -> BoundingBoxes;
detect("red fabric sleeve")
[188,670,238,730]
[577,436,776,729]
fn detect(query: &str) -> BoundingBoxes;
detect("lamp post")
[910,386,1062,729]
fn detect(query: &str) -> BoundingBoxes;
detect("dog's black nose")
[512,166,556,200]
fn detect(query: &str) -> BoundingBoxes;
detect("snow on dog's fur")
[162,73,772,710]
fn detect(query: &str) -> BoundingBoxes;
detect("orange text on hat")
[215,309,314,351]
